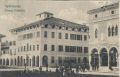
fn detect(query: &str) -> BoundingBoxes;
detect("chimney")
[36,11,53,20]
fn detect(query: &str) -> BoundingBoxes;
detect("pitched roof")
[10,17,88,31]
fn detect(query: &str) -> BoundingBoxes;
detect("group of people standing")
[55,63,90,76]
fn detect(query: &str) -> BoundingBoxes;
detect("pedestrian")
[96,64,99,71]
[82,64,85,72]
[56,67,59,72]
[46,64,48,72]
[39,66,42,72]
[63,70,66,76]
[76,66,79,74]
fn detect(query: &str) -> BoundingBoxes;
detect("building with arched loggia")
[0,12,89,68]
[88,2,119,71]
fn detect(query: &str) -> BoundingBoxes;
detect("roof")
[10,17,88,32]
[36,11,53,16]
[87,2,119,14]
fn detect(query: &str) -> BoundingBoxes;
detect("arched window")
[32,56,35,66]
[115,25,118,35]
[100,48,108,66]
[112,26,114,36]
[36,56,39,67]
[108,27,111,36]
[109,47,118,67]
[42,55,48,66]
[95,29,98,38]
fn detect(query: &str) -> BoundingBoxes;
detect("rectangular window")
[30,45,31,51]
[70,46,75,52]
[77,35,80,40]
[78,57,81,63]
[70,34,73,40]
[84,47,88,53]
[24,46,26,51]
[44,31,47,38]
[37,45,39,51]
[77,47,82,53]
[21,46,23,52]
[51,32,55,38]
[65,33,68,39]
[80,35,82,40]
[84,35,87,41]
[27,43,29,51]
[10,41,12,46]
[74,35,76,40]
[33,45,35,51]
[18,48,20,52]
[44,44,47,51]
[28,33,33,39]
[58,33,62,39]
[58,45,63,51]
[65,46,69,52]
[70,34,77,40]
[51,56,54,63]
[74,46,76,52]
[23,34,27,40]
[51,45,55,51]
[37,31,40,37]
[13,41,16,45]
[80,47,82,53]
[58,57,62,64]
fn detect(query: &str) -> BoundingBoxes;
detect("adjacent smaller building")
[88,2,119,71]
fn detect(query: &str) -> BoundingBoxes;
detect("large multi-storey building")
[0,12,89,68]
[88,2,119,71]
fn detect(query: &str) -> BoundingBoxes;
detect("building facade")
[88,3,119,71]
[0,12,89,68]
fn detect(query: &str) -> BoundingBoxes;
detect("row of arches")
[0,55,89,67]
[91,47,118,67]
[0,56,40,67]
[42,55,89,67]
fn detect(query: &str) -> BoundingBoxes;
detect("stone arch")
[78,57,81,64]
[17,56,20,66]
[14,58,16,65]
[10,59,13,66]
[0,59,2,65]
[26,55,29,66]
[32,56,35,66]
[100,48,108,66]
[29,59,31,66]
[3,59,5,65]
[42,55,48,66]
[109,47,118,67]
[20,56,23,66]
[23,59,26,66]
[91,48,99,66]
[82,57,89,64]
[6,58,9,66]
[36,56,39,67]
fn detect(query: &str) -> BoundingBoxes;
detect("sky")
[0,0,118,37]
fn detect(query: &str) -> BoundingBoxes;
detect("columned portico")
[90,47,118,71]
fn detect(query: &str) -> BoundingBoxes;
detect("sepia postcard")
[0,0,119,77]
